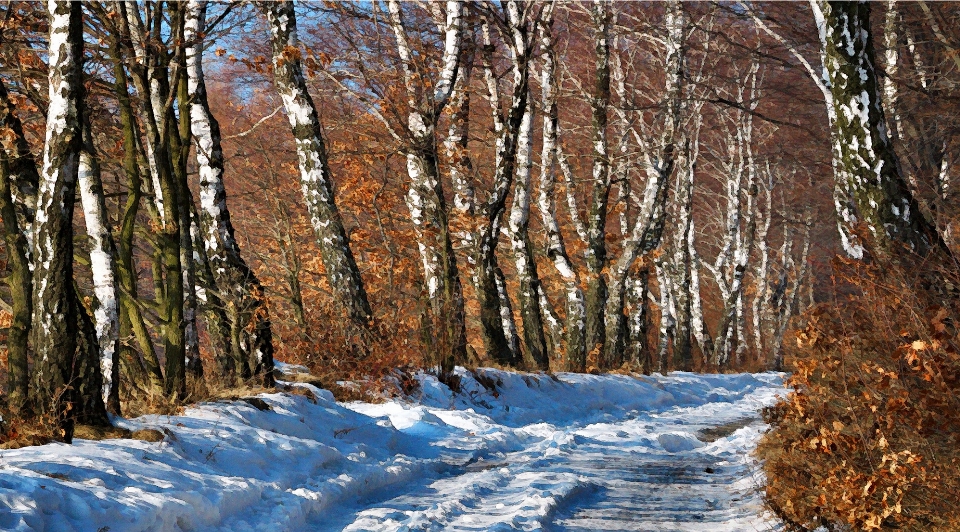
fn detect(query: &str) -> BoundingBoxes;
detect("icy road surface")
[0,368,783,531]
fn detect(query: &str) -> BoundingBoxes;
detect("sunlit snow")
[0,368,783,531]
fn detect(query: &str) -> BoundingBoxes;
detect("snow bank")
[0,369,783,531]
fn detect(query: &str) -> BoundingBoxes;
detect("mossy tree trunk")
[0,79,34,415]
[813,1,943,258]
[104,23,163,392]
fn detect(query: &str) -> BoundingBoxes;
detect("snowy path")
[0,369,783,531]
[327,373,779,532]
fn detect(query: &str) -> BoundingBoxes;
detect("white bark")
[507,93,535,308]
[536,4,585,364]
[123,1,166,225]
[705,61,761,366]
[78,130,120,406]
[747,1,864,258]
[264,0,372,324]
[811,0,932,256]
[388,0,463,301]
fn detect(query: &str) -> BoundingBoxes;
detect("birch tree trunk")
[78,118,122,414]
[445,34,476,254]
[624,269,650,372]
[165,2,203,381]
[536,4,585,370]
[751,171,775,359]
[602,0,685,369]
[655,259,675,373]
[188,0,274,385]
[32,0,108,438]
[508,95,549,370]
[263,0,373,327]
[474,4,531,367]
[746,3,861,259]
[584,1,612,369]
[811,1,941,257]
[386,0,468,372]
[669,138,697,370]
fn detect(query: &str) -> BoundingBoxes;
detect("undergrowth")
[758,254,960,531]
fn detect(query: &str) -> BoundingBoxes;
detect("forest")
[1,1,959,530]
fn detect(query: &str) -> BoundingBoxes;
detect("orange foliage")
[759,255,960,530]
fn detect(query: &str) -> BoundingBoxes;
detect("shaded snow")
[0,369,784,531]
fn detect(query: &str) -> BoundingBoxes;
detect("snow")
[0,368,784,531]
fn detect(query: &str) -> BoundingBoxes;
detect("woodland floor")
[0,367,783,531]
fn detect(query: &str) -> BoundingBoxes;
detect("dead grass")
[0,409,58,449]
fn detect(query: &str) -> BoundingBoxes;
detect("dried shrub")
[0,410,57,449]
[758,254,960,531]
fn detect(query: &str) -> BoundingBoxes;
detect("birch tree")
[32,0,108,437]
[97,4,164,391]
[383,0,469,371]
[536,4,585,369]
[188,0,274,385]
[77,118,122,414]
[508,93,549,370]
[601,0,686,369]
[583,0,613,369]
[262,0,374,328]
[811,0,941,258]
[473,2,535,367]
[702,66,761,367]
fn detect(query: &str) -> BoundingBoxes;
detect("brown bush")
[758,254,960,531]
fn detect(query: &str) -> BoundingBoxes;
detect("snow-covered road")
[0,369,783,531]
[331,371,781,532]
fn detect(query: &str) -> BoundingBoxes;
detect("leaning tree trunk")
[78,118,122,414]
[188,0,274,385]
[32,1,108,439]
[812,0,942,258]
[263,0,373,327]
